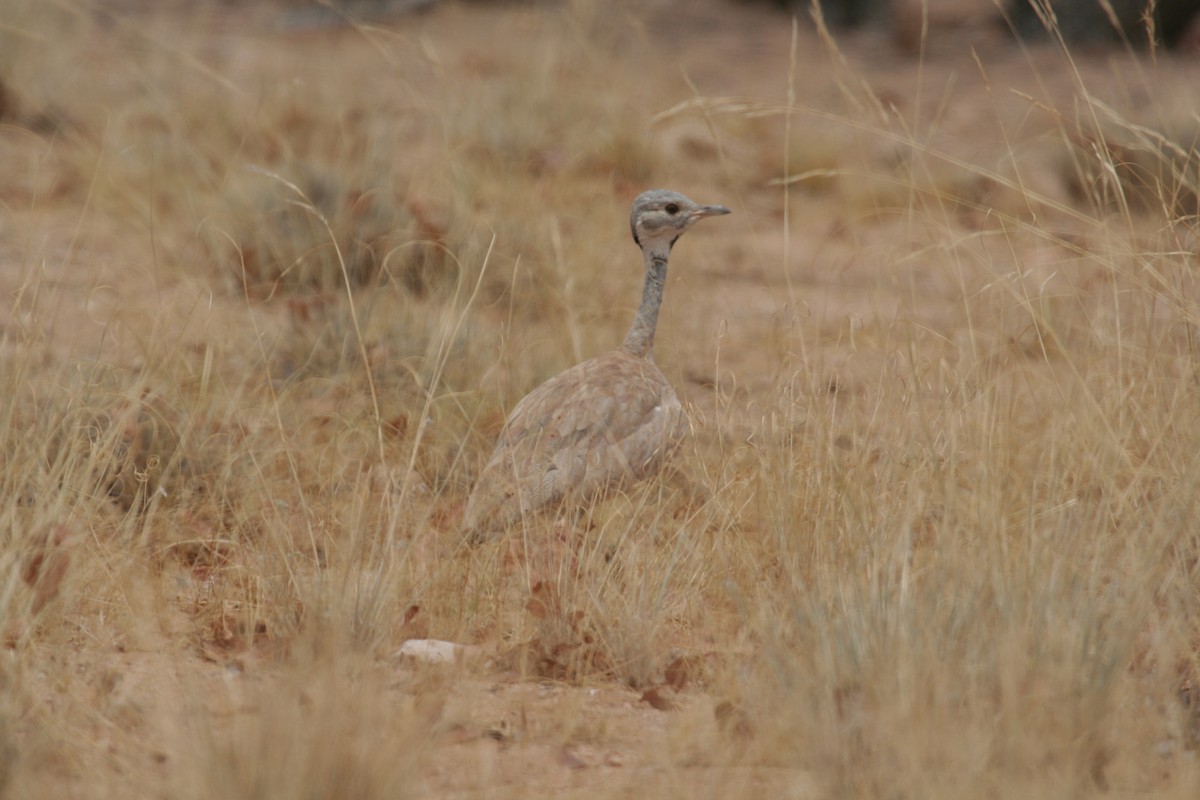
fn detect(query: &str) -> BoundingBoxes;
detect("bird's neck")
[620,242,671,359]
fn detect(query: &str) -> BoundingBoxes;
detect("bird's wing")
[464,351,684,536]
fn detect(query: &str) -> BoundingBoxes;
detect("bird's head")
[630,189,730,251]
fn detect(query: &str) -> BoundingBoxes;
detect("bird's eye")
[665,203,680,215]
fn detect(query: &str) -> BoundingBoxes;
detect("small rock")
[394,639,479,666]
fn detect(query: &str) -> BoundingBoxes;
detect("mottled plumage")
[464,190,730,541]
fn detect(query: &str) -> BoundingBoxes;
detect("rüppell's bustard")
[464,189,731,542]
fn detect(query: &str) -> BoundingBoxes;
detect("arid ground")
[2,0,1200,797]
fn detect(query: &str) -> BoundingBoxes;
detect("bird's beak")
[692,204,731,219]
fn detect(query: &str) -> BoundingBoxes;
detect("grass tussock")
[1062,97,1200,219]
[210,163,434,298]
[3,0,1200,798]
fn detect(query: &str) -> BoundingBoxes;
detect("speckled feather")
[464,190,729,540]
[463,350,685,535]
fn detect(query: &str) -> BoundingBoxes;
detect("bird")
[463,189,731,542]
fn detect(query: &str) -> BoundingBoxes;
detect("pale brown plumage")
[464,189,730,541]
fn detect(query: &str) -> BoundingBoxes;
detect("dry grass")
[2,0,1200,797]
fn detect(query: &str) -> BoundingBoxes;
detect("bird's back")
[464,349,684,538]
